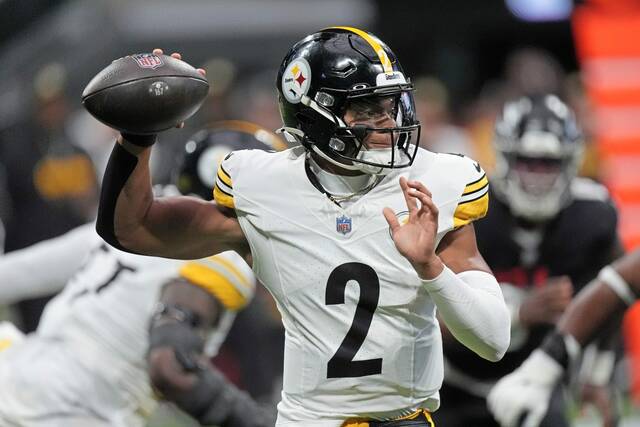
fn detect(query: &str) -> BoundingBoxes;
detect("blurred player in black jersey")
[436,94,623,427]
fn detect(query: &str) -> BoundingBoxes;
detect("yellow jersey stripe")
[207,254,251,290]
[214,184,234,209]
[326,26,393,74]
[216,170,233,189]
[454,192,489,228]
[179,263,247,310]
[463,174,488,195]
[218,164,233,188]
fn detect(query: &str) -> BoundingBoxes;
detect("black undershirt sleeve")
[95,143,139,253]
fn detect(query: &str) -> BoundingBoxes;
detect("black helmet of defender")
[492,94,584,222]
[276,26,420,175]
[174,121,286,200]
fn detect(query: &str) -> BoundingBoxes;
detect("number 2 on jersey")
[325,262,382,378]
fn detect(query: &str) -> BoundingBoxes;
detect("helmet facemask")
[295,87,420,175]
[493,123,583,222]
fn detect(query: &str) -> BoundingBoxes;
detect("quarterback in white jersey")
[95,29,510,427]
[214,144,499,423]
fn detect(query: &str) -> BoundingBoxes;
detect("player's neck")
[308,154,377,199]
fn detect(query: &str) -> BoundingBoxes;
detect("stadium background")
[0,0,639,425]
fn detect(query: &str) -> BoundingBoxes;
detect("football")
[82,53,209,134]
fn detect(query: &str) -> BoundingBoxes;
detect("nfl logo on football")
[132,54,163,70]
[336,215,352,235]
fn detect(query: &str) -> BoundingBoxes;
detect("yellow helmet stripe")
[326,26,393,74]
[179,262,247,311]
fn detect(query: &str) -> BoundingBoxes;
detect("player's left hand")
[383,177,442,279]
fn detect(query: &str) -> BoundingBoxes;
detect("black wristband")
[121,132,158,147]
[96,143,139,253]
[540,331,572,370]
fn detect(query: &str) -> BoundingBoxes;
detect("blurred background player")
[0,63,99,332]
[0,123,282,427]
[436,94,623,427]
[488,249,640,427]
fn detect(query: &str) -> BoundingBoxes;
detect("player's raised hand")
[152,48,206,76]
[383,177,443,279]
[152,48,207,130]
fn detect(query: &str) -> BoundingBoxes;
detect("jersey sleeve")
[213,152,237,209]
[453,158,490,228]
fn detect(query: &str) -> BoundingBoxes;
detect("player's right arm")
[96,136,247,259]
[487,250,640,427]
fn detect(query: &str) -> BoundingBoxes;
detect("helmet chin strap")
[310,144,363,172]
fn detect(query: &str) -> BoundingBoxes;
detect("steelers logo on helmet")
[281,58,311,104]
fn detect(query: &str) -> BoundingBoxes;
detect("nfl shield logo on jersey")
[336,215,352,235]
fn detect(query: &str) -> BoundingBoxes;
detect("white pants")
[0,335,152,427]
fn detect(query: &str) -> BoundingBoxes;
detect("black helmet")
[174,120,286,200]
[276,26,420,175]
[492,94,584,222]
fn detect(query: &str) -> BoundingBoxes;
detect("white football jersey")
[0,224,255,426]
[214,146,489,425]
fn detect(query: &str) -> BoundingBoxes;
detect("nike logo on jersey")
[474,162,481,172]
